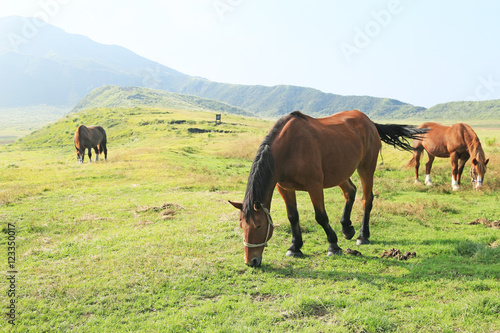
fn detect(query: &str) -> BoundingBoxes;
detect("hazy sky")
[2,0,500,108]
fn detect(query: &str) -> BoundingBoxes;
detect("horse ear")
[485,158,489,166]
[472,158,478,165]
[228,200,243,210]
[253,202,263,211]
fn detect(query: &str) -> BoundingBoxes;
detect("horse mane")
[242,111,307,218]
[74,125,85,149]
[462,124,485,161]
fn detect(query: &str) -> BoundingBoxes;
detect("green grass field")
[1,107,499,332]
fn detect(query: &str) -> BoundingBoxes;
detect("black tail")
[374,123,428,152]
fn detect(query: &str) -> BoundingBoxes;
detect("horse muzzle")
[246,256,262,267]
[473,177,483,190]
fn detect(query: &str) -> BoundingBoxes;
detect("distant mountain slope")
[179,80,425,118]
[0,16,423,119]
[0,16,191,106]
[422,100,500,120]
[72,85,255,117]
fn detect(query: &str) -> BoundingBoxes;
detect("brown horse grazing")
[407,122,489,191]
[229,110,428,267]
[74,125,108,163]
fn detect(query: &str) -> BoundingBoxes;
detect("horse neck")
[463,126,485,161]
[472,143,486,162]
[242,112,302,215]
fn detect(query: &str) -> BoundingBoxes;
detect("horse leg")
[338,179,356,240]
[424,153,435,186]
[77,149,83,163]
[93,146,99,162]
[276,184,303,257]
[414,149,422,183]
[457,156,469,185]
[450,153,460,190]
[307,186,341,256]
[356,168,374,245]
[88,147,92,163]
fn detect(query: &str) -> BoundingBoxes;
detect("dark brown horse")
[74,125,107,163]
[407,122,489,190]
[229,110,427,267]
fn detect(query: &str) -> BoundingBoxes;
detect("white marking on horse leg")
[452,176,459,191]
[424,174,432,186]
[95,155,99,162]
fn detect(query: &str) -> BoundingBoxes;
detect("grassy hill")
[71,85,255,117]
[1,106,499,332]
[422,99,500,120]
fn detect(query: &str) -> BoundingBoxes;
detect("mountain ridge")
[2,16,498,120]
[72,85,255,117]
[0,16,191,106]
[422,100,500,120]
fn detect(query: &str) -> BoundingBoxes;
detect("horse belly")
[83,139,96,149]
[322,167,358,188]
[321,139,363,188]
[423,142,450,158]
[275,157,318,191]
[421,125,452,158]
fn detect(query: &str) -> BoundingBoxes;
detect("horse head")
[76,149,83,163]
[229,200,274,267]
[470,157,489,189]
[74,143,85,163]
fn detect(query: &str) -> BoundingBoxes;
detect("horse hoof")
[452,186,460,191]
[342,226,356,240]
[425,181,432,186]
[327,248,342,256]
[286,250,304,258]
[356,238,370,245]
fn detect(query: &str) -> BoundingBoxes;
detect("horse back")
[75,125,106,149]
[87,125,107,143]
[317,110,378,141]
